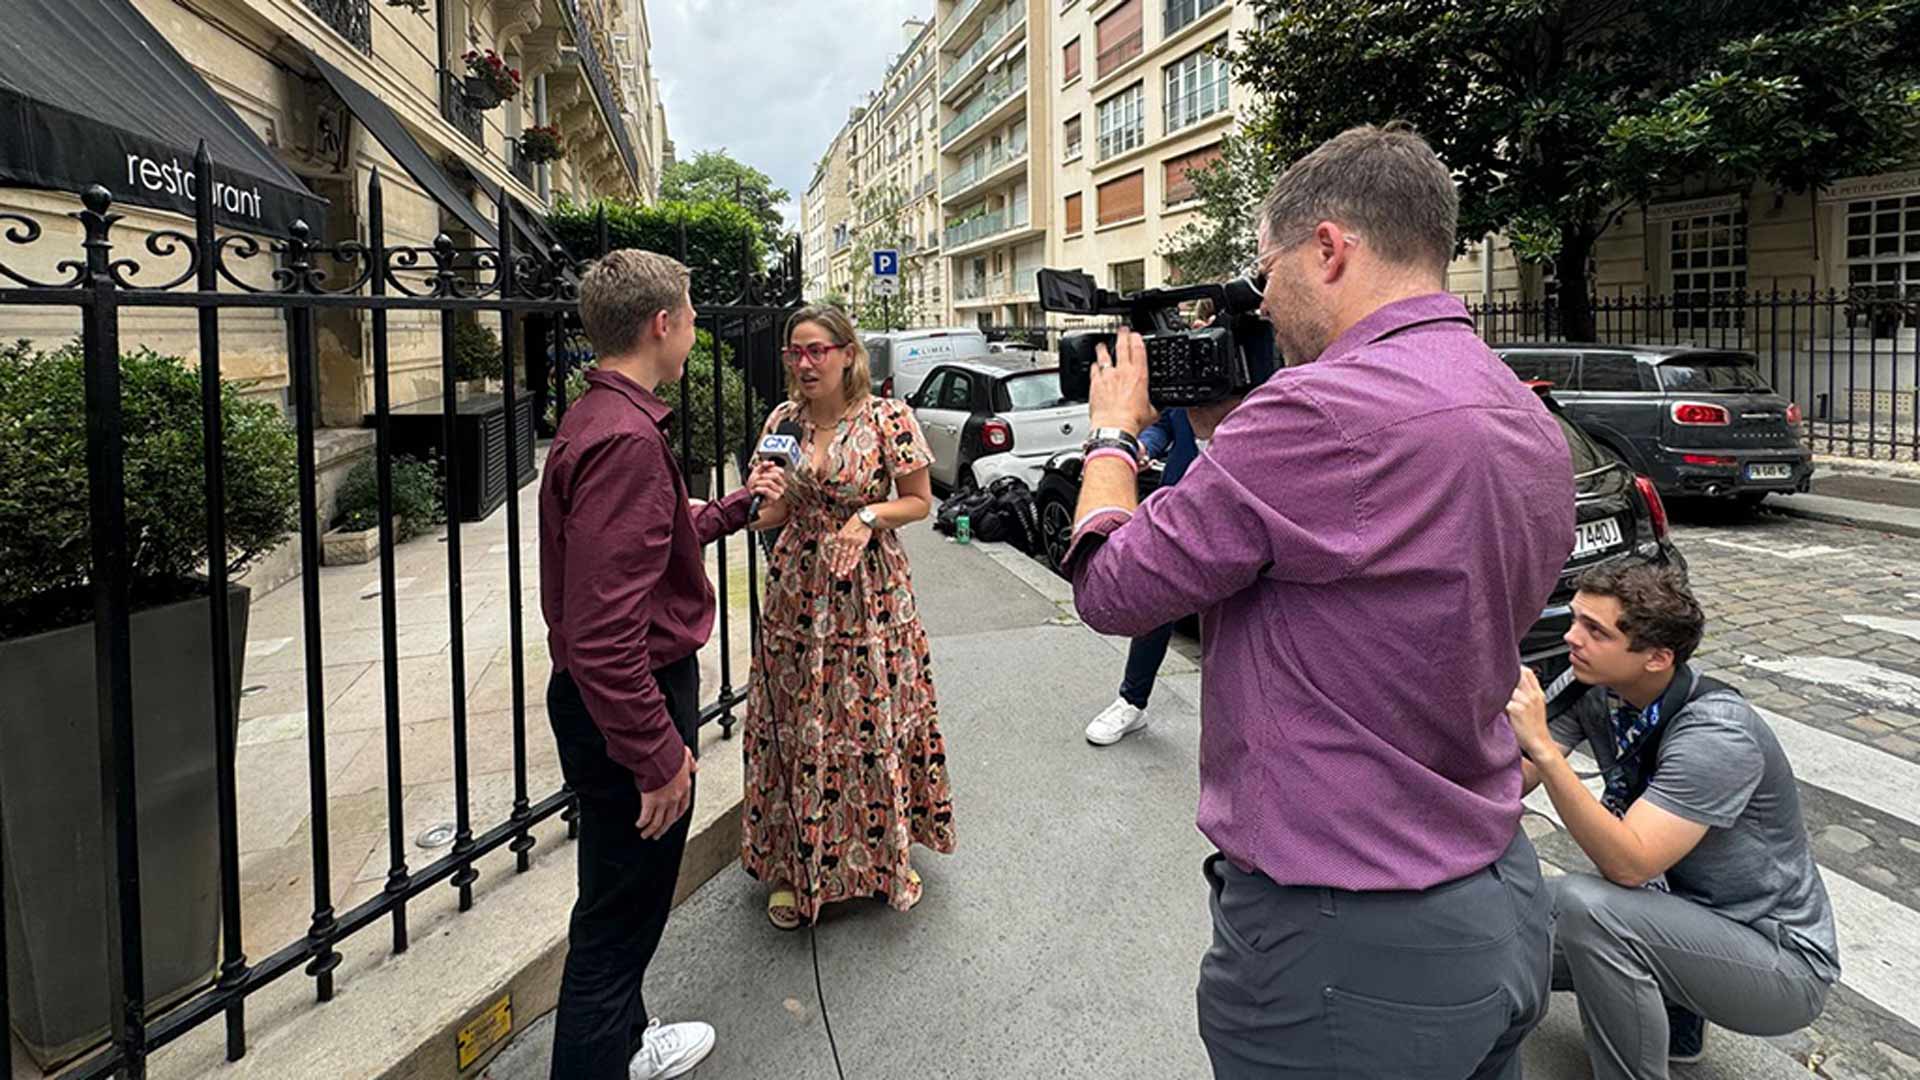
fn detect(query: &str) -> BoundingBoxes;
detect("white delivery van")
[863,328,991,400]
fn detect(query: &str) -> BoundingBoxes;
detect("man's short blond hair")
[578,249,691,357]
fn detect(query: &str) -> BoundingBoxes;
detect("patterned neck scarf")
[1601,692,1665,818]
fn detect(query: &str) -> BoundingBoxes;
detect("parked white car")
[906,358,1084,492]
[863,327,991,400]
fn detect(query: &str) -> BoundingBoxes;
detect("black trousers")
[547,657,700,1080]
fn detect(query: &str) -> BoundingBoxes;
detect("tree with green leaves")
[1165,0,1920,340]
[659,149,791,250]
[847,181,928,331]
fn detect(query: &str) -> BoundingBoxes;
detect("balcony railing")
[558,0,641,183]
[305,0,371,53]
[945,201,1030,249]
[955,273,1009,302]
[940,3,1026,96]
[510,142,535,186]
[1165,76,1229,134]
[942,134,1029,199]
[1164,0,1228,37]
[941,0,990,44]
[441,71,486,148]
[1096,28,1143,79]
[941,64,1028,148]
[883,57,934,115]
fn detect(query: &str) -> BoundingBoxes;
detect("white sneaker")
[1085,697,1148,746]
[628,1018,715,1080]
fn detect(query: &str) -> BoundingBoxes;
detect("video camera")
[1038,267,1282,408]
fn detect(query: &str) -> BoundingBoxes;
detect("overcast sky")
[648,0,934,229]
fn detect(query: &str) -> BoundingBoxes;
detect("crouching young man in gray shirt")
[1505,562,1839,1079]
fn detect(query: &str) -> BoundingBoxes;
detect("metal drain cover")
[416,823,456,849]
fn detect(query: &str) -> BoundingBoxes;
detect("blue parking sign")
[872,249,899,277]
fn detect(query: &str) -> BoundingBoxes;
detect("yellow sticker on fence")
[457,993,513,1071]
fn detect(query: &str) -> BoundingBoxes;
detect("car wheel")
[1039,495,1073,577]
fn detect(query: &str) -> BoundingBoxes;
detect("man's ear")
[649,307,671,341]
[1643,646,1677,678]
[1318,221,1354,285]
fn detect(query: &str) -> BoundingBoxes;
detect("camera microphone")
[749,420,805,522]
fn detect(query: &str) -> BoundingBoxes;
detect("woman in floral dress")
[743,304,955,928]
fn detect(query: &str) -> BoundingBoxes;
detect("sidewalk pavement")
[1765,455,1920,539]
[484,523,1816,1080]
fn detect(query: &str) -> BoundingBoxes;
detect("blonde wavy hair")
[783,304,872,407]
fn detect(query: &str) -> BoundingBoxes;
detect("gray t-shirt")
[1552,681,1841,982]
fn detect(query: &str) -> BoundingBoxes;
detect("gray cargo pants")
[1196,830,1553,1079]
[1550,872,1829,1080]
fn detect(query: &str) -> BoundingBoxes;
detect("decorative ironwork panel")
[304,0,371,54]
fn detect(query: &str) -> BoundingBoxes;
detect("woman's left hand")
[828,515,874,577]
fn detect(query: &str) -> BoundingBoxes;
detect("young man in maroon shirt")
[539,250,785,1080]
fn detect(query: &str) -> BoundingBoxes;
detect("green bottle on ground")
[955,514,972,544]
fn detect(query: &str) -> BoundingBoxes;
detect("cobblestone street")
[1522,505,1920,1078]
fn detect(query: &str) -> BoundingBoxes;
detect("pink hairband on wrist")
[1085,447,1141,472]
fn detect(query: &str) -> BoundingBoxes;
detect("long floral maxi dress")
[741,396,956,920]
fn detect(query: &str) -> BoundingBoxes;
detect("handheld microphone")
[749,420,805,522]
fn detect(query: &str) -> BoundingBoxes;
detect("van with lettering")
[863,328,991,400]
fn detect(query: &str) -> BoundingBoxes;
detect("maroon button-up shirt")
[539,369,752,789]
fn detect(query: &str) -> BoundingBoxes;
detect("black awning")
[0,0,326,237]
[304,48,500,248]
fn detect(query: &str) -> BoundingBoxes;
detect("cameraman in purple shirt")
[1066,125,1575,1078]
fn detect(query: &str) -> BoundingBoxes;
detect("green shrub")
[0,340,298,638]
[332,454,443,541]
[658,329,762,473]
[548,197,764,306]
[451,319,504,382]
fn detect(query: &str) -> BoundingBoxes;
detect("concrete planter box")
[0,586,249,1068]
[323,521,405,565]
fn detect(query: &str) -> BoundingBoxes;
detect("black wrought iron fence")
[1465,291,1920,461]
[0,148,797,1079]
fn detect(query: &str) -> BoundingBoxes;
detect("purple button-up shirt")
[540,370,752,790]
[1069,294,1575,891]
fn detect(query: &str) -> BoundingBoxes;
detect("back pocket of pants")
[1325,985,1511,1080]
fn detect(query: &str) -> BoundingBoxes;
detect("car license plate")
[1572,517,1624,560]
[1748,463,1793,481]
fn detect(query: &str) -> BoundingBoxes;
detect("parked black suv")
[1493,345,1812,504]
[1032,387,1684,711]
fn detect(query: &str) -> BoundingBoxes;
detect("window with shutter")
[1097,171,1144,226]
[1063,38,1081,83]
[1095,0,1143,78]
[1163,144,1222,206]
[1065,192,1083,235]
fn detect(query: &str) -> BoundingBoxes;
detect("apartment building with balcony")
[802,124,854,301]
[847,19,947,325]
[1050,0,1251,302]
[938,0,1052,328]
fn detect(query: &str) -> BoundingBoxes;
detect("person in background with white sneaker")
[1085,406,1197,746]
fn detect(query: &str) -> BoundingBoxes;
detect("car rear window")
[1656,354,1769,393]
[1554,412,1616,476]
[1003,372,1068,411]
